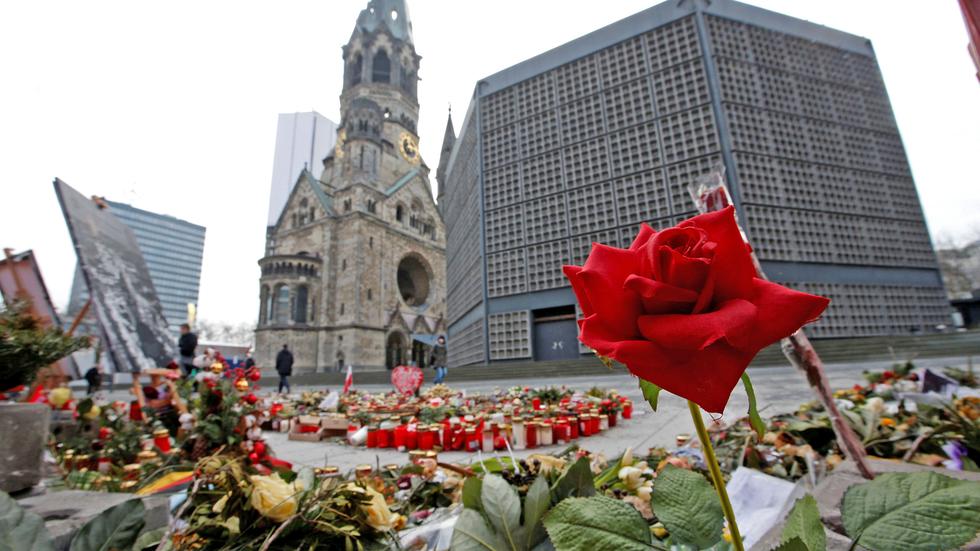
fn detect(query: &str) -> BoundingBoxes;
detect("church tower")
[255,0,446,374]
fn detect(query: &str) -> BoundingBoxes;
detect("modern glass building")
[267,111,338,226]
[440,0,949,366]
[68,200,206,335]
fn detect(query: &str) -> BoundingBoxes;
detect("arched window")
[259,285,270,324]
[273,284,290,324]
[349,53,362,86]
[372,50,390,83]
[294,285,309,324]
[395,204,404,222]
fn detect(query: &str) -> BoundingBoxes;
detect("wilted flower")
[249,473,301,522]
[361,486,398,531]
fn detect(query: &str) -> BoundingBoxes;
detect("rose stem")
[687,400,744,551]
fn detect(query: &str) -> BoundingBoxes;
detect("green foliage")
[522,476,551,549]
[841,471,980,551]
[69,498,145,551]
[452,508,512,551]
[0,300,89,390]
[482,475,524,550]
[454,473,556,551]
[649,465,723,549]
[780,495,825,551]
[552,456,595,501]
[638,379,661,412]
[772,537,810,551]
[0,490,54,551]
[543,496,658,551]
[740,373,766,439]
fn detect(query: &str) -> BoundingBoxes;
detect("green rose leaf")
[780,495,825,551]
[481,474,523,550]
[841,471,980,551]
[132,528,167,551]
[523,475,551,549]
[451,508,512,551]
[69,498,145,551]
[772,536,810,551]
[543,496,657,551]
[638,379,661,412]
[740,373,766,439]
[650,465,723,548]
[0,490,54,551]
[463,477,483,511]
[553,456,595,500]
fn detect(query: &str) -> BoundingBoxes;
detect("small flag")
[343,364,353,394]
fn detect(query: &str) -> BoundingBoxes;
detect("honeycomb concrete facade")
[255,0,446,374]
[441,0,949,367]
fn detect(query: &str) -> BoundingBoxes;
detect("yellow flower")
[361,486,398,532]
[528,454,567,475]
[880,417,896,428]
[82,405,101,420]
[249,473,301,522]
[49,387,72,408]
[652,522,668,539]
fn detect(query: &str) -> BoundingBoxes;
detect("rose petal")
[743,279,830,349]
[623,275,699,315]
[607,339,753,413]
[636,299,758,351]
[577,244,643,339]
[630,224,656,251]
[656,246,711,293]
[681,206,755,301]
[563,265,594,317]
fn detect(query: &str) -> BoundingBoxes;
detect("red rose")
[563,206,828,413]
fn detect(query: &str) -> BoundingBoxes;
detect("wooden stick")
[66,298,91,337]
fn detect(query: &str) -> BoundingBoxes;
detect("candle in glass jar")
[152,428,171,453]
[568,416,579,439]
[464,427,481,452]
[599,414,609,431]
[539,421,553,446]
[622,401,633,419]
[482,427,495,452]
[526,422,538,449]
[512,418,526,450]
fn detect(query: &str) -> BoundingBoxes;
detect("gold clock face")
[399,132,420,164]
[334,128,347,159]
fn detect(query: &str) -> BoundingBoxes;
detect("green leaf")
[523,475,551,549]
[0,490,55,551]
[650,465,723,548]
[772,537,810,551]
[481,474,522,551]
[451,508,511,551]
[740,373,766,439]
[69,498,145,551]
[638,379,661,412]
[543,496,655,551]
[781,495,825,551]
[132,528,166,551]
[463,477,483,511]
[841,472,980,551]
[553,456,595,500]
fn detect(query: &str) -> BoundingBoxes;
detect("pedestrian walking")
[275,344,294,393]
[177,324,198,377]
[83,365,102,395]
[429,336,448,384]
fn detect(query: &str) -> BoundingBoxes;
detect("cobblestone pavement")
[96,356,972,470]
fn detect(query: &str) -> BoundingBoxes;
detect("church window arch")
[294,285,309,324]
[309,206,315,221]
[395,204,404,223]
[349,53,362,86]
[372,49,390,83]
[273,284,290,324]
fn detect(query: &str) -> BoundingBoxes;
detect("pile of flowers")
[264,384,633,454]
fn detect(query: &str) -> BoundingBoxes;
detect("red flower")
[563,206,828,413]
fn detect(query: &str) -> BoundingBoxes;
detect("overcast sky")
[2,0,978,327]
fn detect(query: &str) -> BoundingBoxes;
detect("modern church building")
[440,0,949,366]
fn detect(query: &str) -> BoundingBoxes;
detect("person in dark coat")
[83,366,102,395]
[275,344,294,393]
[177,324,198,378]
[244,351,256,370]
[429,336,448,384]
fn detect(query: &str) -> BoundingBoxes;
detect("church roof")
[435,111,456,186]
[384,167,422,196]
[354,0,414,44]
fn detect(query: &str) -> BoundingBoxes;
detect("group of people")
[83,326,449,397]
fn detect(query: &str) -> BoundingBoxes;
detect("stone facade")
[256,0,446,374]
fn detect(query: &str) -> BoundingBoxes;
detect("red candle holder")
[152,428,171,453]
[569,417,580,439]
[419,429,434,450]
[366,429,379,448]
[377,428,391,448]
[622,401,633,419]
[526,422,538,449]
